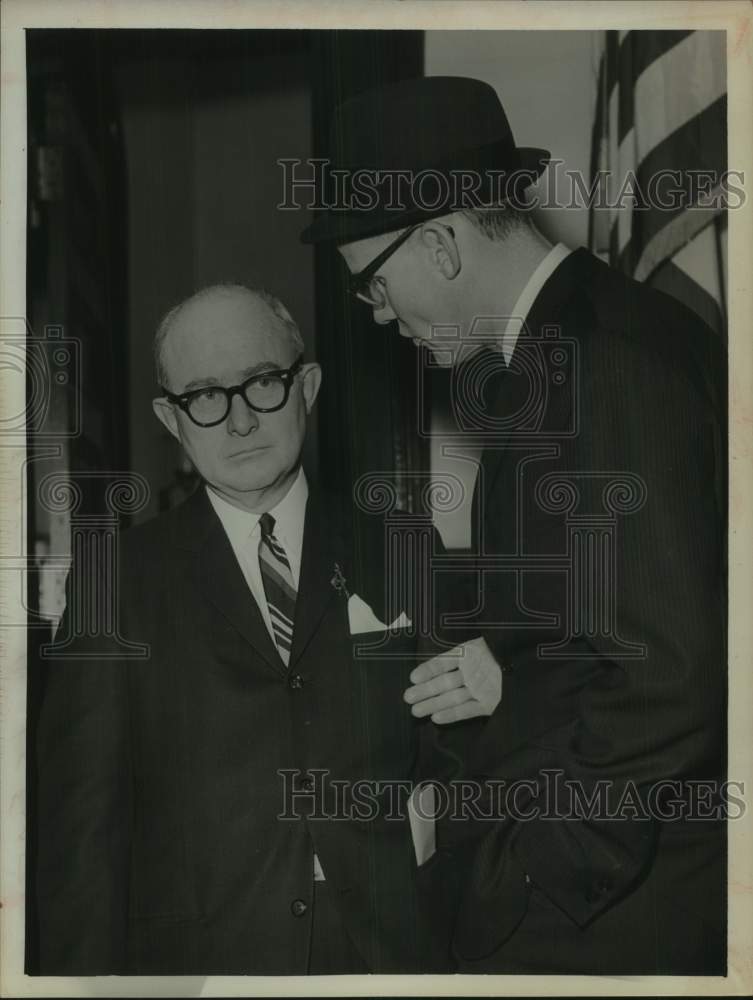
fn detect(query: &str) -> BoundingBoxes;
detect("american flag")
[588,30,727,339]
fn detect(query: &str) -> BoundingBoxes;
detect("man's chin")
[402,328,472,367]
[414,338,459,368]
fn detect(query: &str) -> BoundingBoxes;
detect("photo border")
[2,2,751,996]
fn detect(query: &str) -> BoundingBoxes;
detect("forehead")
[163,291,291,387]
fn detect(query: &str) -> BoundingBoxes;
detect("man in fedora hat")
[301,76,727,974]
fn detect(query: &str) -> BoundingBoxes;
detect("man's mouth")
[228,445,268,459]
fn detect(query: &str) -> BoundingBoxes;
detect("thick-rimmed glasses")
[348,223,454,308]
[347,224,420,307]
[161,355,304,428]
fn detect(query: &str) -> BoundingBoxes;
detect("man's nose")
[226,393,260,435]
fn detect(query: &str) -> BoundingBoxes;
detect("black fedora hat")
[299,76,550,246]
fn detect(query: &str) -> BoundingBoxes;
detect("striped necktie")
[258,512,325,882]
[258,512,297,666]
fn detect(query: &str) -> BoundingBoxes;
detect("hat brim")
[299,146,550,246]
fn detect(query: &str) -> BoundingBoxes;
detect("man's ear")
[419,221,461,280]
[152,396,181,441]
[301,363,322,413]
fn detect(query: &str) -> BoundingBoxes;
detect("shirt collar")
[206,466,308,553]
[501,242,573,365]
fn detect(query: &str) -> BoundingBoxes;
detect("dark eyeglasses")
[347,222,453,309]
[347,224,421,307]
[161,355,304,427]
[348,223,455,308]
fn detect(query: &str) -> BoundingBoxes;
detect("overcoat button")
[291,898,308,917]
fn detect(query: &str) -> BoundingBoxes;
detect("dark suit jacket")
[443,248,727,974]
[33,485,451,975]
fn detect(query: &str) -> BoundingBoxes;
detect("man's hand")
[403,637,503,724]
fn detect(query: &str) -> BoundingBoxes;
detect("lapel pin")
[330,562,350,599]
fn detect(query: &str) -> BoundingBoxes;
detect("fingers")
[431,700,489,725]
[404,668,464,706]
[404,640,503,720]
[407,685,474,718]
[409,649,462,685]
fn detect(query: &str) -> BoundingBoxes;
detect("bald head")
[154,284,304,391]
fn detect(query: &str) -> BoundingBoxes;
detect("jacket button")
[289,673,304,689]
[301,776,315,793]
[291,898,308,917]
[585,881,607,904]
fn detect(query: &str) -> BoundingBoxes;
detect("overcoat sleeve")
[35,563,135,973]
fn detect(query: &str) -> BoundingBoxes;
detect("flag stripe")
[589,28,727,343]
[650,257,724,339]
[615,96,726,274]
[613,37,726,255]
[598,30,686,125]
[630,31,726,160]
[614,31,694,142]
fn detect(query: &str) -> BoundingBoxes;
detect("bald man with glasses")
[33,283,494,976]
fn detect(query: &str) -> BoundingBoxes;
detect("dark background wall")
[114,32,318,520]
[27,30,426,545]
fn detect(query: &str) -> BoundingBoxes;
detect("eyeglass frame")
[160,354,305,428]
[347,222,455,306]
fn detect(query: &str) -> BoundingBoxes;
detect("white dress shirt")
[500,242,573,365]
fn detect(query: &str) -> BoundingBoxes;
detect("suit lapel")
[171,486,285,676]
[289,489,345,668]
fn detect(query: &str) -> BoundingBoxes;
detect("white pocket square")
[408,783,437,867]
[347,593,412,635]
